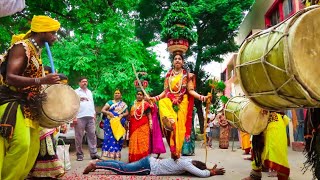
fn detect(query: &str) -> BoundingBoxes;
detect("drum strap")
[0,101,18,139]
[0,85,44,138]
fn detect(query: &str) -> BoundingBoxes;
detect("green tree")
[0,0,164,106]
[135,0,254,132]
[160,0,197,45]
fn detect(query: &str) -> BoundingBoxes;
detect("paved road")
[62,140,313,180]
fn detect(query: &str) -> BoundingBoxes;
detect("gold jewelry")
[133,100,144,120]
[168,70,183,94]
[173,69,182,75]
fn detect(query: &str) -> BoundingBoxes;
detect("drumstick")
[44,42,55,73]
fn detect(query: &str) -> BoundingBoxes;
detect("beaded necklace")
[168,69,184,94]
[133,100,144,120]
[29,38,41,56]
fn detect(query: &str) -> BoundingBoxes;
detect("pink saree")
[150,104,166,154]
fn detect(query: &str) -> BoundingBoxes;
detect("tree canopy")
[0,0,164,106]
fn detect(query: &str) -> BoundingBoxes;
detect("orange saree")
[128,100,151,162]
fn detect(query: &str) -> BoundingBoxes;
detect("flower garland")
[133,100,144,120]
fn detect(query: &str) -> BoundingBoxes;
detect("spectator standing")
[218,113,231,149]
[74,77,100,161]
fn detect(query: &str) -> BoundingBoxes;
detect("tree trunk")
[195,100,205,133]
[193,44,205,133]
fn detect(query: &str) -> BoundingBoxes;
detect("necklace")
[133,100,144,120]
[173,69,182,75]
[30,38,41,52]
[168,70,184,94]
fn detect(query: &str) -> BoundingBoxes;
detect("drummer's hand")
[41,73,60,84]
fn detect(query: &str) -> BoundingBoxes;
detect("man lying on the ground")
[83,156,225,177]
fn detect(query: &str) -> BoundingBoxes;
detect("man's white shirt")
[75,87,95,118]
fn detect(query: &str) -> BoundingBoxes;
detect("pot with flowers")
[160,0,197,54]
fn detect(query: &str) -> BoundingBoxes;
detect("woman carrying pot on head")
[149,52,211,160]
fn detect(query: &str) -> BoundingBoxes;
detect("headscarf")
[10,15,60,45]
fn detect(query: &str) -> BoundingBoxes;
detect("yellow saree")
[159,72,189,157]
[252,113,290,177]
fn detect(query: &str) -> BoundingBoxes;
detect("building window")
[221,71,226,81]
[283,0,294,18]
[265,0,297,27]
[227,65,234,80]
[270,8,280,26]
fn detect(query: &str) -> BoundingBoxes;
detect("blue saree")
[101,100,127,160]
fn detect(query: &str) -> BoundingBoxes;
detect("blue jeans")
[95,156,151,175]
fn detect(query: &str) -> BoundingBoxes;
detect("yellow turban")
[30,15,60,33]
[10,15,60,45]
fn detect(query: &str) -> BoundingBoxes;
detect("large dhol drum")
[224,96,269,135]
[236,6,320,110]
[40,84,80,128]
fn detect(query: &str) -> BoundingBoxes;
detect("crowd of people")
[0,14,226,179]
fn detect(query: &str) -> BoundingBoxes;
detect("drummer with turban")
[0,15,62,180]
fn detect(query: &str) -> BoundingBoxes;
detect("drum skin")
[40,84,80,128]
[224,96,269,135]
[237,6,320,110]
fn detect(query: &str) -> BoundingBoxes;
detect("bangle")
[155,95,160,101]
[34,78,41,85]
[199,95,205,102]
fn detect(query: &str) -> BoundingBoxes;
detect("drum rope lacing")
[224,98,245,131]
[224,97,269,135]
[236,6,320,109]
